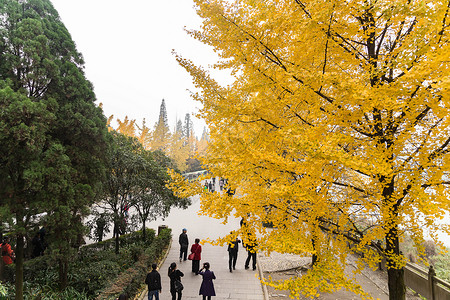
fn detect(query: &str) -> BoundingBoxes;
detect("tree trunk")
[386,226,406,300]
[142,221,146,241]
[311,238,318,266]
[387,266,405,300]
[15,233,24,300]
[115,221,120,254]
[58,259,68,290]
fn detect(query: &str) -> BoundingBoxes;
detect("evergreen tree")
[183,113,197,156]
[158,99,169,128]
[183,113,194,141]
[175,119,184,137]
[0,0,108,296]
[152,99,171,151]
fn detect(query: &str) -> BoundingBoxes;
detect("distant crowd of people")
[141,220,257,300]
[204,177,227,193]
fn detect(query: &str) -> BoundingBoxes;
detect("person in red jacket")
[190,238,202,274]
[1,237,15,265]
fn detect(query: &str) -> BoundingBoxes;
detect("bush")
[431,247,450,282]
[71,260,122,298]
[1,228,165,299]
[0,283,7,297]
[130,245,144,262]
[97,227,172,299]
[81,228,156,253]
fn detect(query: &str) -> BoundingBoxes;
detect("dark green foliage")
[71,260,121,297]
[0,0,109,296]
[1,228,168,299]
[99,227,172,299]
[132,149,189,241]
[82,228,156,253]
[102,131,188,252]
[1,283,90,300]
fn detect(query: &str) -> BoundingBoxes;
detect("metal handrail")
[434,276,450,290]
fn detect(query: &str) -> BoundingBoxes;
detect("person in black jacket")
[168,262,184,300]
[145,263,162,300]
[227,232,241,272]
[244,236,257,271]
[178,228,189,262]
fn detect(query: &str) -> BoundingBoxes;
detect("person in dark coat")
[190,238,202,274]
[31,232,43,258]
[178,228,189,262]
[227,233,241,272]
[168,262,184,300]
[244,237,257,271]
[198,262,216,300]
[145,263,162,300]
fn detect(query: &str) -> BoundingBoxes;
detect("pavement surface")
[139,191,265,300]
[141,241,265,300]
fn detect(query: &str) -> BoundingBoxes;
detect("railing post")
[428,265,436,300]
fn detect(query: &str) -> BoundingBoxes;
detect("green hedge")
[1,227,171,299]
[97,227,172,299]
[81,229,156,253]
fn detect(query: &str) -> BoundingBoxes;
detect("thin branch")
[438,0,450,43]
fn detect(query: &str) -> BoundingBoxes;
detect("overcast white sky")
[50,0,222,137]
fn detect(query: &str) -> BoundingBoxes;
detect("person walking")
[244,237,257,271]
[1,237,15,265]
[168,262,184,300]
[31,232,43,258]
[179,228,189,262]
[198,262,216,300]
[145,263,162,300]
[190,238,202,274]
[227,234,241,272]
[118,294,128,300]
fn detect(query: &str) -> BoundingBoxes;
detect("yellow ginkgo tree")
[170,0,450,299]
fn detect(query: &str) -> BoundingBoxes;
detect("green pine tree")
[0,0,109,296]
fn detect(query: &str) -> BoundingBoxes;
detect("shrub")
[97,227,172,299]
[2,227,164,299]
[71,260,122,297]
[431,247,450,282]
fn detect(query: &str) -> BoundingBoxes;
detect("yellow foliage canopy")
[170,0,450,298]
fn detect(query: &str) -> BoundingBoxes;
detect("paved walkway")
[139,192,265,300]
[142,240,265,300]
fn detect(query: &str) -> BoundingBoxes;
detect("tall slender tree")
[183,113,197,156]
[152,99,171,151]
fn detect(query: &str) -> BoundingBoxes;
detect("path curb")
[257,253,270,300]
